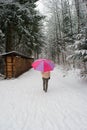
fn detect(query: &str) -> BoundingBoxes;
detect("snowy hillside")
[0,66,87,130]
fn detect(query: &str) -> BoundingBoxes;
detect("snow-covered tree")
[35,0,87,75]
[0,30,5,53]
[0,0,44,56]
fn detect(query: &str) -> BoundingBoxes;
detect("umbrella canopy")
[32,59,55,72]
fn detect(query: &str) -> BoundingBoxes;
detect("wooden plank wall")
[5,56,13,78]
[5,56,33,78]
[14,56,33,77]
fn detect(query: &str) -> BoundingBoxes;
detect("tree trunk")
[5,21,13,52]
[66,0,73,35]
[74,0,80,33]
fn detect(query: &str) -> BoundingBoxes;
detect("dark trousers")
[42,77,50,92]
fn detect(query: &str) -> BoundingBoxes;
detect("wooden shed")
[0,51,34,79]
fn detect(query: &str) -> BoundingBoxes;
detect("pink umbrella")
[32,59,55,72]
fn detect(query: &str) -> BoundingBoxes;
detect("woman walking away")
[41,71,50,92]
[32,58,54,92]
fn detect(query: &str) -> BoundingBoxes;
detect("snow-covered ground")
[0,66,87,130]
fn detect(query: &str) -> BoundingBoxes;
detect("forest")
[0,0,87,77]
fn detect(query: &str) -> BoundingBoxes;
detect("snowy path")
[0,67,87,130]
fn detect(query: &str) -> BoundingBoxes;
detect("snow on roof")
[0,51,34,59]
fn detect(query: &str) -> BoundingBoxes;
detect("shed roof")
[0,51,34,59]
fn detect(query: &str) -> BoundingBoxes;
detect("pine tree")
[0,29,5,53]
[0,0,44,56]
